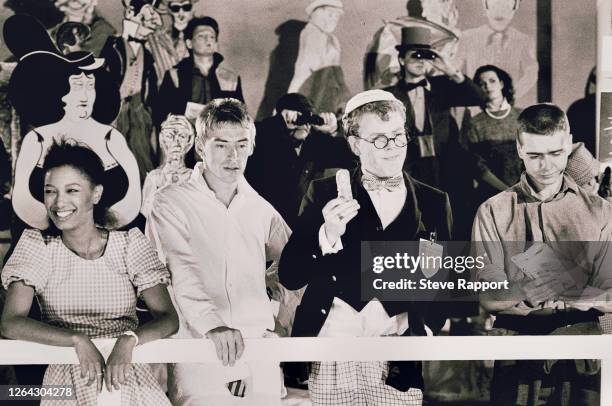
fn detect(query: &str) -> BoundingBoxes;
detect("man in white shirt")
[147,98,291,405]
[279,90,453,405]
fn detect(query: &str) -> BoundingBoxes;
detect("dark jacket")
[245,115,356,228]
[278,167,453,391]
[155,52,243,126]
[100,35,158,109]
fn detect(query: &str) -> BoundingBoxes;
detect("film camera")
[408,49,437,60]
[294,111,325,126]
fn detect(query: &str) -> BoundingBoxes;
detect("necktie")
[362,174,403,192]
[404,79,428,92]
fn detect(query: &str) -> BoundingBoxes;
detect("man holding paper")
[472,103,612,405]
[279,89,452,405]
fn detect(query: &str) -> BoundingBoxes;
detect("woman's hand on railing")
[72,333,106,393]
[104,335,137,391]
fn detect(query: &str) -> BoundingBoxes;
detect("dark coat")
[278,167,453,391]
[245,115,356,228]
[155,53,244,127]
[100,35,158,109]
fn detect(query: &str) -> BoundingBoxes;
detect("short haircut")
[194,98,255,154]
[185,16,219,40]
[474,64,515,106]
[42,139,113,228]
[517,103,569,142]
[342,99,407,139]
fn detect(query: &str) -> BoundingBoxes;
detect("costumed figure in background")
[101,0,162,182]
[456,0,538,106]
[384,26,485,239]
[287,0,349,114]
[6,15,141,232]
[147,0,198,85]
[141,114,194,218]
[363,5,458,91]
[51,0,116,56]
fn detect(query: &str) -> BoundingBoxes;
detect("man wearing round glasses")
[279,89,452,405]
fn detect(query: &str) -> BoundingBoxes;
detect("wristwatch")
[121,330,139,346]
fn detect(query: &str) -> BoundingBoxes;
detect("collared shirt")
[121,19,142,56]
[147,162,291,338]
[320,174,407,253]
[472,173,612,315]
[406,79,431,132]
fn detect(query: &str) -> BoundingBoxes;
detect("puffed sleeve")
[125,228,170,297]
[1,229,50,294]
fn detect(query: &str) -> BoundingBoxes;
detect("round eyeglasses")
[354,133,409,149]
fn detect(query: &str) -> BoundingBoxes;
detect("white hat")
[305,0,343,16]
[343,89,399,119]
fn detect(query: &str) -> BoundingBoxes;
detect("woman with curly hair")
[1,140,178,405]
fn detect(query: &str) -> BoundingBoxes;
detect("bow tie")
[127,36,147,44]
[404,79,428,92]
[362,174,403,192]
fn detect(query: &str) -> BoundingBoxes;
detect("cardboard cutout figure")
[100,0,162,183]
[141,114,193,217]
[287,0,349,114]
[456,0,538,106]
[147,0,199,84]
[6,15,141,230]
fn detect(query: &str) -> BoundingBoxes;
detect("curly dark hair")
[42,139,114,228]
[473,64,515,107]
[8,53,120,127]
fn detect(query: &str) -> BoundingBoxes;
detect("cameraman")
[246,93,355,228]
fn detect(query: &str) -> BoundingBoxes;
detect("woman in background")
[463,64,522,203]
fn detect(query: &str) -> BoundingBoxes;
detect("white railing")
[0,336,610,403]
